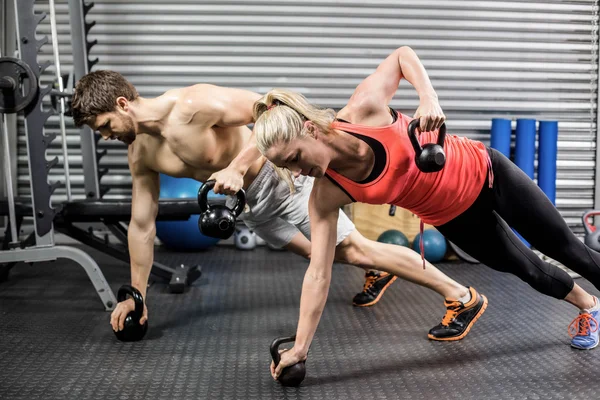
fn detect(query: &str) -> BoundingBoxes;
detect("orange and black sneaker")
[352,271,397,307]
[428,286,488,341]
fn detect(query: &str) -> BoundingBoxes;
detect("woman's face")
[264,131,331,178]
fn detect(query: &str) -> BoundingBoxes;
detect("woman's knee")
[512,259,572,298]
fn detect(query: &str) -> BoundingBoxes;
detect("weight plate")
[0,57,38,113]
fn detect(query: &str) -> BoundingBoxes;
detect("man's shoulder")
[177,83,221,102]
[172,84,225,119]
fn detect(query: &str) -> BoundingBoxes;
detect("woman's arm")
[344,46,445,132]
[271,178,350,379]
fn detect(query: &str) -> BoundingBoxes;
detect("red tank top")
[326,109,492,226]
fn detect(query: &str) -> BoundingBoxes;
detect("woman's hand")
[270,347,308,381]
[414,95,446,132]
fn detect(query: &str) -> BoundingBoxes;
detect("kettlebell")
[583,210,600,252]
[235,225,256,250]
[407,118,447,173]
[270,335,306,387]
[114,285,148,342]
[197,180,246,239]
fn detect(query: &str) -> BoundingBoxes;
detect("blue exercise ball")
[377,229,410,247]
[155,174,222,251]
[412,229,447,263]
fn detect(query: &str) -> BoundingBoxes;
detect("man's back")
[129,84,265,185]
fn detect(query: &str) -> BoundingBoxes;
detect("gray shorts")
[239,161,355,248]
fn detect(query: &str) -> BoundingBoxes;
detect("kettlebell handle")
[270,335,297,366]
[197,180,246,217]
[407,118,447,156]
[582,210,600,234]
[117,285,145,320]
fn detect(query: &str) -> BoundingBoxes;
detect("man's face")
[92,110,136,145]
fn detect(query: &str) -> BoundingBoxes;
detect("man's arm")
[223,130,261,176]
[128,164,160,300]
[210,87,263,186]
[346,46,445,132]
[110,150,159,332]
[179,85,263,194]
[183,85,265,194]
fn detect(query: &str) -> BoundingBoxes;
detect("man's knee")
[282,233,312,260]
[335,232,372,267]
[286,245,311,260]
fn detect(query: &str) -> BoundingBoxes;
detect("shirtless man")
[71,70,484,342]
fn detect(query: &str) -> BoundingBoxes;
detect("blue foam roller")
[514,119,536,179]
[537,121,558,205]
[513,230,530,248]
[490,118,512,157]
[513,119,537,248]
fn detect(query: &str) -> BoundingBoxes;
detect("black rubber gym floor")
[1,244,599,400]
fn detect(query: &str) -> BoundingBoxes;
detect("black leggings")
[436,147,600,299]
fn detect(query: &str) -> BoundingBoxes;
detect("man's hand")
[209,167,244,196]
[413,95,446,132]
[270,347,308,381]
[110,298,148,332]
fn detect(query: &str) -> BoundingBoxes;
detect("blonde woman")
[253,46,600,379]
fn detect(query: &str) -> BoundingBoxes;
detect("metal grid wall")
[15,0,600,232]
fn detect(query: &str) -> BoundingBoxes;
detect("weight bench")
[55,198,227,293]
[1,198,223,293]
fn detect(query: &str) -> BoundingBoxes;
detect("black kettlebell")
[270,335,306,387]
[197,180,246,239]
[583,210,600,252]
[407,118,447,173]
[114,285,148,342]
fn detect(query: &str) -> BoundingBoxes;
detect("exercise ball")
[235,226,257,250]
[412,229,447,263]
[377,229,409,247]
[155,174,222,251]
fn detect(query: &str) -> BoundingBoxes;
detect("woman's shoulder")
[312,175,353,212]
